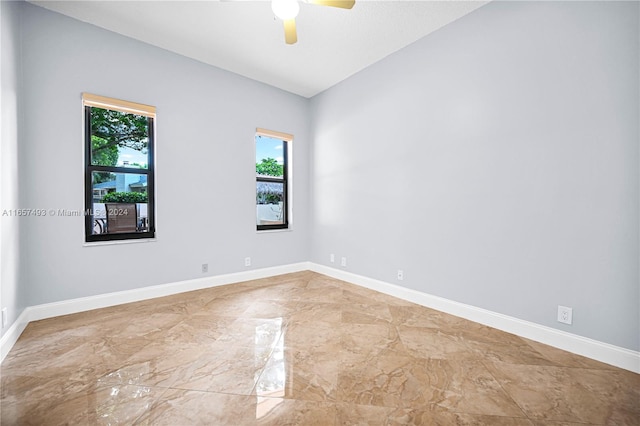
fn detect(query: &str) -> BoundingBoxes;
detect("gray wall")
[15,3,310,307]
[310,1,639,351]
[1,0,25,338]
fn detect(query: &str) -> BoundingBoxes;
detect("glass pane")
[256,181,284,226]
[256,136,284,178]
[90,171,149,235]
[90,107,149,169]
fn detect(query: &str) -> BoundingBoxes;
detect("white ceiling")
[29,0,488,98]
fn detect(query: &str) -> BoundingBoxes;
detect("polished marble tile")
[1,271,637,425]
[290,284,345,304]
[283,320,343,353]
[522,338,620,370]
[242,299,300,319]
[255,397,337,425]
[257,348,339,402]
[340,322,408,360]
[286,301,342,324]
[338,355,431,409]
[86,384,161,425]
[110,312,184,341]
[134,389,258,425]
[418,356,525,417]
[201,293,255,317]
[170,344,273,394]
[159,313,238,346]
[212,317,285,349]
[342,295,394,320]
[335,403,534,426]
[2,379,161,426]
[460,327,553,366]
[397,325,470,359]
[484,360,640,424]
[98,342,207,388]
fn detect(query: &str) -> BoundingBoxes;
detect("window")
[256,128,291,230]
[83,93,156,242]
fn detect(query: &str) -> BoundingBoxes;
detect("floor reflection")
[255,318,286,419]
[95,365,155,423]
[95,384,154,424]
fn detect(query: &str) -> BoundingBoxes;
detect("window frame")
[256,128,291,231]
[83,93,156,243]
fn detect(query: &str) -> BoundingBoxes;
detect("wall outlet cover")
[557,305,573,325]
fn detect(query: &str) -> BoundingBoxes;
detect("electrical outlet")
[2,308,7,328]
[201,263,208,273]
[330,253,335,263]
[397,270,404,281]
[245,257,251,267]
[557,305,573,325]
[341,257,347,267]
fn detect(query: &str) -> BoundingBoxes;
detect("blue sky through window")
[118,146,148,167]
[256,136,284,164]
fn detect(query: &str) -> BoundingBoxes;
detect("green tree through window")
[256,158,284,177]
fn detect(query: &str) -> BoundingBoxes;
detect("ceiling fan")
[271,0,355,45]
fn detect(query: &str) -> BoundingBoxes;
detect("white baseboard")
[2,261,638,374]
[309,263,640,374]
[25,262,311,323]
[0,308,30,362]
[0,262,311,363]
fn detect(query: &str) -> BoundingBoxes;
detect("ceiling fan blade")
[283,19,297,44]
[309,0,355,9]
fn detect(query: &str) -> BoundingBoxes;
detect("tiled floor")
[1,271,638,425]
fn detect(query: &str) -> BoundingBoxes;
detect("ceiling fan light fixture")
[272,0,300,20]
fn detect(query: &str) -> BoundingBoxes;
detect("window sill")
[83,238,157,247]
[256,227,292,234]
